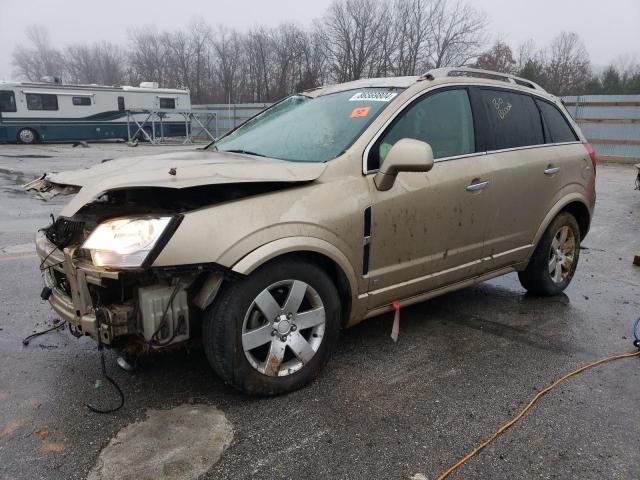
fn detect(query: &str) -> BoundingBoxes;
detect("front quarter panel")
[152,164,370,294]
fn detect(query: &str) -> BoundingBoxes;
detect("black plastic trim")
[140,214,184,269]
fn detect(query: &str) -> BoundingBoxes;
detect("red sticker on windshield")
[350,107,371,118]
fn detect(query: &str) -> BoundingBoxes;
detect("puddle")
[0,168,31,186]
[87,404,233,480]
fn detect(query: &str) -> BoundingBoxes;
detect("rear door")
[469,87,580,271]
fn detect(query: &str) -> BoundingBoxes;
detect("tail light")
[584,143,597,174]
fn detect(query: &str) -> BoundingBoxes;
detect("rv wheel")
[17,128,38,144]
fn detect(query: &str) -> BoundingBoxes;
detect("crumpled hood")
[24,150,327,216]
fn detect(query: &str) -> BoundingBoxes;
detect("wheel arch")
[231,237,359,327]
[533,194,592,247]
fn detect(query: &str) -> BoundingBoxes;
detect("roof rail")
[421,67,546,93]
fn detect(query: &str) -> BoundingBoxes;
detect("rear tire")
[518,211,580,296]
[17,128,38,144]
[203,258,341,395]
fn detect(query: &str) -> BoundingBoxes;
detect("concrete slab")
[87,404,232,480]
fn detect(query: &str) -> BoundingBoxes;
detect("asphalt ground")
[0,142,639,480]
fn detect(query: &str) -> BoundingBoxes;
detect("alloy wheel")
[242,280,326,377]
[548,226,576,284]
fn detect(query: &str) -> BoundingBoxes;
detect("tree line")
[11,0,640,103]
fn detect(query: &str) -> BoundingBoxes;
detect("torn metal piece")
[23,175,80,201]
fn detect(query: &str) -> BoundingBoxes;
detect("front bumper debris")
[36,230,134,344]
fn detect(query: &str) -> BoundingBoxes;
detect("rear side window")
[118,96,125,112]
[72,96,91,106]
[472,88,543,151]
[536,100,578,143]
[369,88,475,169]
[159,98,175,109]
[26,93,58,111]
[0,91,17,112]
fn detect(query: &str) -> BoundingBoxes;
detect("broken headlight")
[82,216,175,268]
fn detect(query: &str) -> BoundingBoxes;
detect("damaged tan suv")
[28,68,596,395]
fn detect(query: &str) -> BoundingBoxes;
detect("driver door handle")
[466,181,489,191]
[544,166,561,175]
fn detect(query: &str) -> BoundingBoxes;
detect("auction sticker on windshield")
[350,107,371,118]
[349,92,398,102]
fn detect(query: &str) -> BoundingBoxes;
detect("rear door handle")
[466,181,489,191]
[544,167,560,175]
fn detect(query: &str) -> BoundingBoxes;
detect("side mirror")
[373,138,434,191]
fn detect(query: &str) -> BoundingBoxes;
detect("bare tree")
[475,41,516,73]
[426,0,487,68]
[189,21,212,102]
[62,42,125,85]
[129,27,170,86]
[211,27,245,103]
[393,0,431,75]
[322,0,388,81]
[12,25,64,81]
[544,32,590,95]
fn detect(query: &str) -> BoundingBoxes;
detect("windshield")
[212,88,403,162]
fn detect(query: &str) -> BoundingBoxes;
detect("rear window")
[0,91,17,112]
[72,96,92,106]
[536,100,578,143]
[26,93,58,111]
[472,88,543,151]
[159,98,175,109]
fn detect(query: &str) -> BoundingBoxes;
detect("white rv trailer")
[0,81,191,143]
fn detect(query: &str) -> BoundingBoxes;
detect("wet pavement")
[0,143,639,480]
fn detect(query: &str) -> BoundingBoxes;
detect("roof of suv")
[307,67,555,102]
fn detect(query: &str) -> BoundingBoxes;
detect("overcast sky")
[0,0,638,81]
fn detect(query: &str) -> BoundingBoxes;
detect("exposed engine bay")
[37,181,299,351]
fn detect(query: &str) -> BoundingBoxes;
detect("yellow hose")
[436,350,640,480]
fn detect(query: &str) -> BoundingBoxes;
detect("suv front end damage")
[37,216,224,349]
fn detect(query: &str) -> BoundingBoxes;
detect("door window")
[536,100,578,143]
[472,88,543,151]
[369,89,475,170]
[26,93,58,111]
[118,96,125,112]
[0,91,17,112]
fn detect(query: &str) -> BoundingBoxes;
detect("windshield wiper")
[222,149,267,157]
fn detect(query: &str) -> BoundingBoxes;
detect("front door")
[364,88,493,309]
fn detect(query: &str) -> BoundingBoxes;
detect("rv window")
[72,96,92,106]
[26,93,58,111]
[159,98,176,109]
[118,96,125,112]
[0,91,17,112]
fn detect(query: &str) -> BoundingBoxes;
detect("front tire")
[203,259,341,395]
[17,128,38,144]
[518,211,580,296]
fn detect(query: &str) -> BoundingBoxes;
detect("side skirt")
[357,265,516,323]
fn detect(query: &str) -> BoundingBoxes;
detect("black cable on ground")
[22,320,67,346]
[86,344,125,414]
[85,307,125,414]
